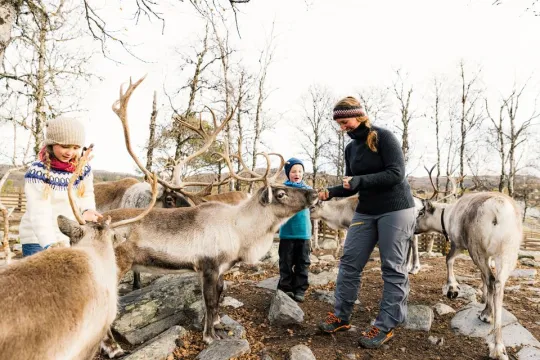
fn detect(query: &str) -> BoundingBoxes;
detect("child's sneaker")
[358,326,394,349]
[294,293,305,302]
[285,291,294,298]
[318,313,351,333]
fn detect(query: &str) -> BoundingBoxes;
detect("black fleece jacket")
[327,123,415,215]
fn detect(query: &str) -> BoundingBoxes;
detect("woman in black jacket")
[318,96,416,349]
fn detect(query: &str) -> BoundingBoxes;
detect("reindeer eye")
[418,209,425,216]
[277,191,286,199]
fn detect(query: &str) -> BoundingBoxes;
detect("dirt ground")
[170,252,540,360]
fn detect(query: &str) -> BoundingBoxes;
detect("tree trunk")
[145,91,158,178]
[33,18,47,156]
[0,0,17,64]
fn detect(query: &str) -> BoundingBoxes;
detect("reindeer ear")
[259,186,273,206]
[57,215,85,244]
[425,200,435,214]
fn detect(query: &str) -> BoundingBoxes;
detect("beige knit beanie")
[44,116,86,147]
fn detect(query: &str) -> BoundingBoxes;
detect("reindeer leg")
[202,267,220,344]
[213,274,224,326]
[100,328,125,359]
[409,235,421,275]
[427,236,435,256]
[476,257,495,324]
[132,271,142,290]
[488,256,511,360]
[446,242,461,299]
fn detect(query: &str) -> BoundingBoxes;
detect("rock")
[510,269,537,279]
[451,303,517,338]
[455,254,472,261]
[195,339,250,360]
[312,290,335,305]
[262,242,279,261]
[519,250,540,261]
[420,252,443,258]
[346,354,356,360]
[268,290,304,326]
[321,239,338,250]
[215,315,246,340]
[455,274,480,282]
[404,305,433,331]
[309,271,337,286]
[517,346,540,360]
[498,322,540,348]
[221,297,243,309]
[506,285,521,293]
[123,326,186,360]
[442,283,477,303]
[112,274,203,345]
[310,254,319,264]
[256,276,279,291]
[289,344,316,360]
[428,336,444,346]
[318,254,335,261]
[433,303,455,316]
[521,258,540,268]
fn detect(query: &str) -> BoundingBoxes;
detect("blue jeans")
[22,243,44,257]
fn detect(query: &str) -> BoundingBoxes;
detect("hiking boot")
[358,326,394,349]
[318,312,351,333]
[285,291,294,298]
[294,293,305,302]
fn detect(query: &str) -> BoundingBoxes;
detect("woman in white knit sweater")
[19,117,102,257]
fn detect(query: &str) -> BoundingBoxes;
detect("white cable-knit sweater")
[19,161,96,248]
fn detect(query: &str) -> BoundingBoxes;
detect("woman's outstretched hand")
[318,189,329,201]
[342,176,353,189]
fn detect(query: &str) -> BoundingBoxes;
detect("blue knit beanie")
[284,157,304,180]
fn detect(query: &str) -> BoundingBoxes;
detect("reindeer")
[415,176,522,360]
[89,77,319,347]
[310,196,425,274]
[0,149,158,360]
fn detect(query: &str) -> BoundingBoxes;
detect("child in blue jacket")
[278,157,312,302]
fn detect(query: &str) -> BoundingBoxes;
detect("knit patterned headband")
[333,105,366,120]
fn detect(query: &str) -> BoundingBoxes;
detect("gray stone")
[312,290,335,305]
[433,303,456,316]
[519,250,540,261]
[428,336,444,346]
[221,297,243,309]
[455,254,472,261]
[289,344,316,360]
[112,274,202,345]
[268,290,304,326]
[497,322,540,348]
[318,254,336,261]
[195,339,250,360]
[404,305,433,331]
[309,271,337,286]
[321,239,338,250]
[517,346,540,360]
[123,326,186,360]
[420,252,443,258]
[442,283,477,303]
[521,258,540,268]
[451,303,517,338]
[256,276,279,290]
[510,269,538,279]
[215,315,246,340]
[506,285,521,292]
[346,354,356,360]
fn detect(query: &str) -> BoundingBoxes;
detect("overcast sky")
[1,0,540,177]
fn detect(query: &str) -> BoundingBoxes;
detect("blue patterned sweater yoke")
[279,180,312,241]
[24,161,91,190]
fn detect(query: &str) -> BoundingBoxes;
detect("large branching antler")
[416,164,462,202]
[0,166,24,265]
[212,138,285,186]
[112,76,234,204]
[68,145,94,225]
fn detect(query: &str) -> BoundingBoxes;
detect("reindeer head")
[258,184,318,217]
[309,199,327,220]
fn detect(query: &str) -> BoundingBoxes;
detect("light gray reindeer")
[311,196,424,274]
[0,151,158,360]
[98,77,319,346]
[415,180,522,360]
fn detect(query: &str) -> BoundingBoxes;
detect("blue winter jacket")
[279,180,312,240]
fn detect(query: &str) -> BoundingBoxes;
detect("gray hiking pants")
[334,208,416,332]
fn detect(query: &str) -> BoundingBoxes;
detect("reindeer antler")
[67,145,94,225]
[415,165,462,203]
[0,166,25,264]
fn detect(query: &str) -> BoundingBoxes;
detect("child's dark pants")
[278,239,311,295]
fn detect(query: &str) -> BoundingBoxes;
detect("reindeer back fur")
[94,177,140,212]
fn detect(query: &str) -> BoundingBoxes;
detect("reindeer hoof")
[101,341,125,359]
[488,342,508,360]
[479,310,492,324]
[409,266,420,275]
[203,333,220,345]
[446,285,460,299]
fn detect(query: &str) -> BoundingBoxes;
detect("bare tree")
[430,77,444,195]
[1,0,94,155]
[392,69,415,167]
[297,85,334,187]
[145,91,158,178]
[457,61,484,193]
[485,98,507,192]
[357,86,391,125]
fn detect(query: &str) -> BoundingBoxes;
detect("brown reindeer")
[0,148,158,360]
